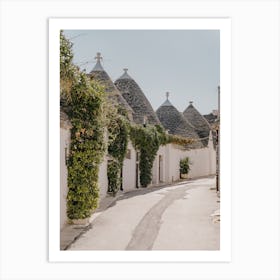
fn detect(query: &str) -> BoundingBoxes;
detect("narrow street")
[68,176,220,250]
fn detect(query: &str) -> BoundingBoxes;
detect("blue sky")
[64,30,220,115]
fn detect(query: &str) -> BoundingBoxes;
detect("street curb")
[60,193,122,250]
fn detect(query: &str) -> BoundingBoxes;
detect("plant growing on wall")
[60,31,107,220]
[66,76,107,219]
[106,106,129,195]
[130,124,167,187]
[60,31,80,109]
[167,134,194,146]
[107,159,121,195]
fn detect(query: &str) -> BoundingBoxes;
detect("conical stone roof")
[88,53,134,120]
[156,94,203,149]
[114,69,161,125]
[203,112,218,125]
[183,102,211,147]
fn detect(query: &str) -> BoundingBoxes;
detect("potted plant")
[180,157,191,179]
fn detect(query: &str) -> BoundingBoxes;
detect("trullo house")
[183,101,211,147]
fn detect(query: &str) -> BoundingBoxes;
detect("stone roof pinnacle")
[118,68,132,79]
[95,52,102,62]
[91,52,104,72]
[160,92,172,107]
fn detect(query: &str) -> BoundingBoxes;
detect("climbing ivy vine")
[66,77,107,219]
[60,31,106,220]
[106,105,129,195]
[130,124,167,187]
[129,124,194,188]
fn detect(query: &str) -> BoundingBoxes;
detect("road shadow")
[105,179,197,210]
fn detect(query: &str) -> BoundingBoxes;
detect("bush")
[107,159,121,195]
[60,32,107,220]
[180,157,191,175]
[66,77,106,220]
[106,107,129,195]
[130,124,166,187]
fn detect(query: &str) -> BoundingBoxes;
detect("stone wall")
[152,146,166,185]
[122,141,137,192]
[98,155,109,199]
[60,122,71,230]
[165,141,216,183]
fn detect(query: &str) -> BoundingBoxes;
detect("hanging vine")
[60,31,106,220]
[130,124,167,187]
[106,105,129,195]
[66,76,107,219]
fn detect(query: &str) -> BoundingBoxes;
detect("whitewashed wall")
[122,141,137,192]
[163,138,216,183]
[152,146,166,185]
[186,148,211,178]
[98,156,108,200]
[60,126,71,230]
[98,141,138,196]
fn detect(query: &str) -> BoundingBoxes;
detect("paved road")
[68,177,220,250]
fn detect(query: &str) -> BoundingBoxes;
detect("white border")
[49,18,231,262]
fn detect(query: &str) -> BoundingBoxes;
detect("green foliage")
[106,105,129,195]
[60,31,106,220]
[167,134,194,146]
[107,159,121,195]
[60,30,73,78]
[180,157,191,175]
[130,124,166,187]
[107,113,129,163]
[60,31,80,102]
[66,77,106,219]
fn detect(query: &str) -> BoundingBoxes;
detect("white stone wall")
[163,140,216,183]
[122,141,137,192]
[98,156,108,200]
[98,141,138,196]
[152,146,166,185]
[60,126,71,230]
[186,148,211,178]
